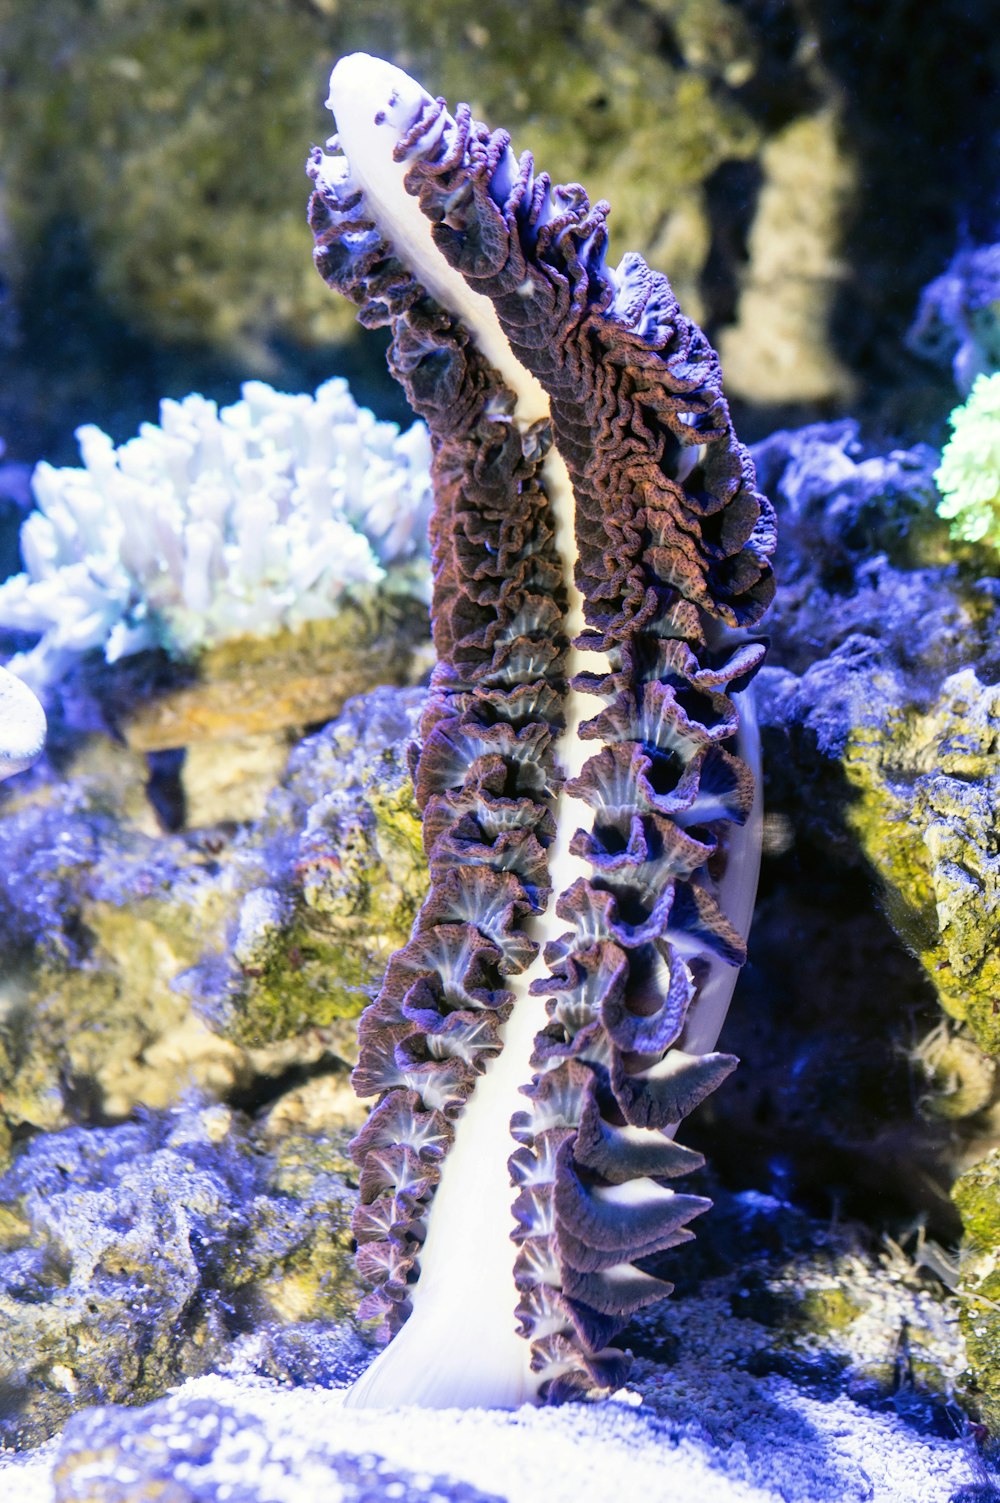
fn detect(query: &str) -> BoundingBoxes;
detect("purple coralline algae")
[307,54,775,1406]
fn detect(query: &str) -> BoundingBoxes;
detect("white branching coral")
[0,379,433,687]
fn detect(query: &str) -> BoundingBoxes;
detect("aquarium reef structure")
[2,14,1000,1497]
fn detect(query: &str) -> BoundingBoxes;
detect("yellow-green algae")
[223,766,425,1049]
[952,1150,1000,1428]
[842,668,1000,1060]
[256,1131,360,1324]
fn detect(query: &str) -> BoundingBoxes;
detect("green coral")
[935,372,1000,547]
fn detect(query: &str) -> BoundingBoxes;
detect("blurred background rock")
[1,0,997,473]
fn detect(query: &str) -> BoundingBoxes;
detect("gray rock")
[699,421,1000,1228]
[0,1104,361,1449]
[908,242,1000,393]
[0,686,426,1148]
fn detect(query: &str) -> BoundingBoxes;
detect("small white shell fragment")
[0,663,46,782]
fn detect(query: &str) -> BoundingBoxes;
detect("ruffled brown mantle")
[308,76,775,1401]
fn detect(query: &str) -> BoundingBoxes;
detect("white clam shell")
[0,664,47,782]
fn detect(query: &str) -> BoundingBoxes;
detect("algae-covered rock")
[842,669,1000,1059]
[756,654,1000,1113]
[0,0,872,460]
[0,768,252,1134]
[752,424,1000,1072]
[0,685,427,1147]
[0,1104,363,1449]
[185,685,427,1051]
[114,602,431,755]
[690,418,1000,1266]
[0,1,759,357]
[691,423,995,1227]
[952,1151,1000,1430]
[717,109,857,406]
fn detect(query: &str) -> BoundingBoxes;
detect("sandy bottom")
[0,1350,984,1503]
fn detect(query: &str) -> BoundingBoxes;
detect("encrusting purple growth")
[307,54,775,1408]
